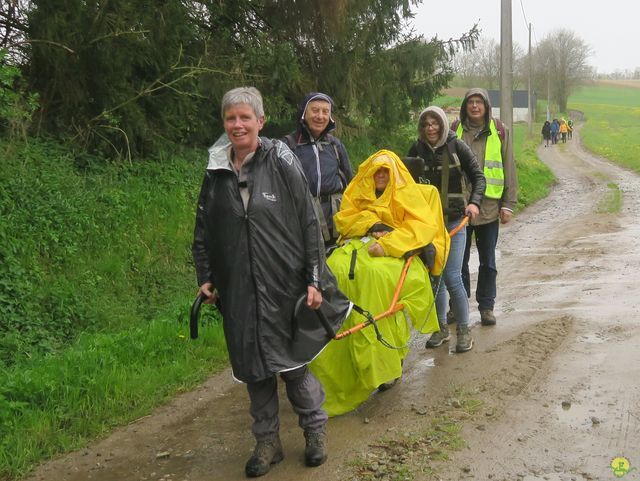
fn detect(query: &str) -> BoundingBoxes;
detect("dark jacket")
[407,126,485,220]
[192,136,349,382]
[283,93,353,243]
[542,121,551,139]
[284,93,353,198]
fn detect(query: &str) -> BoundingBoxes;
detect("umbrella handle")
[190,293,207,340]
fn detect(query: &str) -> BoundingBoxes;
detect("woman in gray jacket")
[192,87,349,477]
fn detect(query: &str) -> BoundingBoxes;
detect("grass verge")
[512,122,555,211]
[596,182,622,214]
[0,300,226,479]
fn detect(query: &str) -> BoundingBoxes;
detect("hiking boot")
[480,309,496,326]
[304,431,328,467]
[425,326,450,348]
[245,436,284,477]
[446,310,457,325]
[455,325,474,353]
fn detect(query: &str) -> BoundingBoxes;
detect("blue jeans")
[433,218,469,328]
[462,219,499,311]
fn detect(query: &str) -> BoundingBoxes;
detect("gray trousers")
[246,365,328,441]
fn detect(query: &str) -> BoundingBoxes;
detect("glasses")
[424,121,440,130]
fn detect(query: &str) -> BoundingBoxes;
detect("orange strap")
[333,216,469,341]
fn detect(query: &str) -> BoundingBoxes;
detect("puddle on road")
[414,357,436,369]
[555,401,601,429]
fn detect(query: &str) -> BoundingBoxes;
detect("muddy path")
[26,126,640,481]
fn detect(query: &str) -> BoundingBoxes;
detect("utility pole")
[527,22,532,134]
[547,61,551,121]
[500,0,513,137]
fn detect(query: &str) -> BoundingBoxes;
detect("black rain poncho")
[192,135,350,382]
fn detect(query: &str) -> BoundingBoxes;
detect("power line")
[519,0,529,30]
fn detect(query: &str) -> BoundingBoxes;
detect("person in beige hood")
[452,88,518,326]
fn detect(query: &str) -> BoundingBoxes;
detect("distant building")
[488,90,536,123]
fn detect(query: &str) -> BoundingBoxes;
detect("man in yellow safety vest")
[452,88,518,327]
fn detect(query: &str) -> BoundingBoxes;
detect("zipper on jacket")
[241,151,267,374]
[312,142,321,196]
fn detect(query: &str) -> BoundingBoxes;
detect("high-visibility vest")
[456,120,504,199]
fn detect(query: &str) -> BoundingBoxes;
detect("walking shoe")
[455,325,474,353]
[245,436,284,477]
[425,326,450,348]
[480,309,496,326]
[304,431,328,467]
[446,310,457,325]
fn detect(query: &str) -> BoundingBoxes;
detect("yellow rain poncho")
[310,150,443,416]
[334,150,439,258]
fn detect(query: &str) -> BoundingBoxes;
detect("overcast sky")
[412,0,637,74]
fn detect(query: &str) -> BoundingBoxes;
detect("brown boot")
[245,436,284,477]
[304,431,328,467]
[480,309,496,326]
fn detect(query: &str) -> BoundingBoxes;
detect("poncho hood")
[334,149,439,258]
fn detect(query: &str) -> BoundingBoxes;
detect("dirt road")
[26,126,640,481]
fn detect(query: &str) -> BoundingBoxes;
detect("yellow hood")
[334,149,439,258]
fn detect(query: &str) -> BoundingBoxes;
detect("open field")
[570,82,640,173]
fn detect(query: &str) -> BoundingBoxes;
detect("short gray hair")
[220,87,264,119]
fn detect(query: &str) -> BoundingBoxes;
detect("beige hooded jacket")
[457,88,518,225]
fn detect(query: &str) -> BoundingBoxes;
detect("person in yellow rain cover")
[310,149,445,416]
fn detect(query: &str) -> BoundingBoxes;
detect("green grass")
[570,84,640,173]
[342,122,417,167]
[0,138,230,479]
[512,122,555,210]
[0,306,226,479]
[596,182,622,213]
[0,139,206,366]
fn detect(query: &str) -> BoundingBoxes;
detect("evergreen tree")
[13,0,478,157]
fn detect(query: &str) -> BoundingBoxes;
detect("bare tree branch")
[8,39,76,54]
[89,30,151,45]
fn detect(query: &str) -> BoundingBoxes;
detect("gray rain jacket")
[192,136,350,382]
